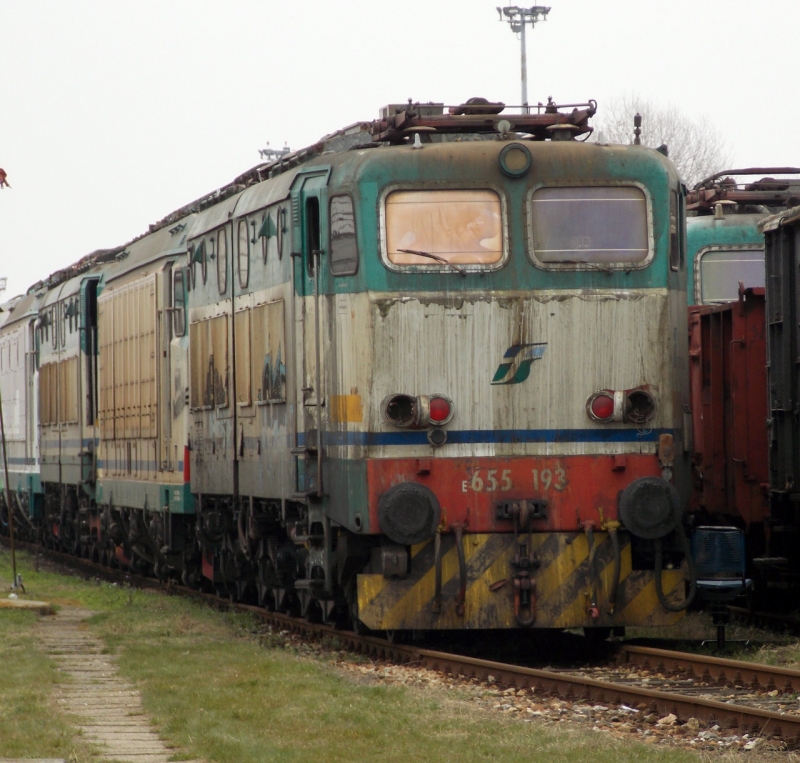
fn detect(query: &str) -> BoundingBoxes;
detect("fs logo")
[491,343,547,385]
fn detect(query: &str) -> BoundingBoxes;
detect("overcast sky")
[0,0,797,298]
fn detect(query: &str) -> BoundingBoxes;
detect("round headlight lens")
[499,143,532,178]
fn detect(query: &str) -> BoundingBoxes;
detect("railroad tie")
[37,605,204,763]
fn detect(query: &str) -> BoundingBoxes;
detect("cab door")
[290,168,330,497]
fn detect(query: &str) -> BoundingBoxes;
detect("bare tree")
[594,94,732,188]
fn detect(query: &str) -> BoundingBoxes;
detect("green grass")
[0,548,710,762]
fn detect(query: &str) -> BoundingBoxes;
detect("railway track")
[6,538,800,748]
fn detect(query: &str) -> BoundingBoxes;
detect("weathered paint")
[357,531,684,630]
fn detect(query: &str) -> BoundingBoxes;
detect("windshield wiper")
[397,248,467,277]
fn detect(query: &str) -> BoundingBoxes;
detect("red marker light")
[429,396,452,424]
[589,393,614,421]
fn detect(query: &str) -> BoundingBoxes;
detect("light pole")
[497,6,551,114]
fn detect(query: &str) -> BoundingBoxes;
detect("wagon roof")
[760,205,800,233]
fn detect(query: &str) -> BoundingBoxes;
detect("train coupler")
[513,572,537,627]
[510,501,540,627]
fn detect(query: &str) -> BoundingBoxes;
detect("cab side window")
[330,195,358,275]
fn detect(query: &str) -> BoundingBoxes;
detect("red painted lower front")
[367,453,663,534]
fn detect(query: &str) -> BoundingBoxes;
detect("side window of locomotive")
[330,195,358,275]
[529,186,649,267]
[277,206,286,260]
[698,248,765,304]
[261,213,269,263]
[172,269,187,337]
[305,197,321,276]
[669,190,679,271]
[191,240,207,285]
[237,219,250,289]
[385,189,503,268]
[217,228,228,295]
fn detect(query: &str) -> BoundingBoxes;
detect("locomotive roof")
[99,213,197,290]
[0,290,44,330]
[38,273,85,307]
[688,168,800,214]
[0,295,22,328]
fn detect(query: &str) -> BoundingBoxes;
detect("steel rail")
[6,538,800,746]
[616,644,800,694]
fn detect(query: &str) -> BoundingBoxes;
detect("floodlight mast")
[497,5,551,115]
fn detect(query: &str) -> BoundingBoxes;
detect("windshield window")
[699,248,764,303]
[385,189,503,266]
[530,186,649,265]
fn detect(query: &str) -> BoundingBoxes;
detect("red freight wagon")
[688,287,769,555]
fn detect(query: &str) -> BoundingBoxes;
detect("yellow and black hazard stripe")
[357,531,684,630]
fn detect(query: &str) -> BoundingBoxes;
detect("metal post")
[520,17,528,114]
[497,6,551,115]
[0,386,17,590]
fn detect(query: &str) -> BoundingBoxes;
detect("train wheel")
[303,599,323,624]
[258,587,276,612]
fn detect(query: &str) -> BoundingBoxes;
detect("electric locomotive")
[687,168,800,307]
[186,99,692,633]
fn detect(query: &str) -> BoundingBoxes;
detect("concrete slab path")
[37,605,204,763]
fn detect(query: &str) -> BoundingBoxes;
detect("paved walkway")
[37,605,203,763]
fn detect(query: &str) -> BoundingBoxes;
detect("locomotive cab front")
[286,103,695,633]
